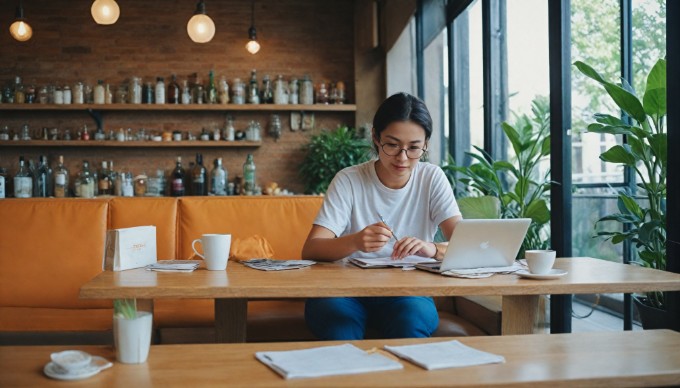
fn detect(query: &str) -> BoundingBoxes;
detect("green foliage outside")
[442,97,552,259]
[575,58,667,309]
[299,126,372,194]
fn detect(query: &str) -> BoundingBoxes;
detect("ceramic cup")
[525,249,556,275]
[192,234,231,271]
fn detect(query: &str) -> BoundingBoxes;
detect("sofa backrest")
[0,198,111,309]
[177,196,323,260]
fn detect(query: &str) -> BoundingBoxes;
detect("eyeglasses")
[379,142,426,159]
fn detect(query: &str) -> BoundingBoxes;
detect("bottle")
[218,76,229,104]
[181,79,191,104]
[121,171,134,197]
[210,157,227,196]
[316,81,329,104]
[273,75,288,104]
[191,153,207,196]
[300,74,314,104]
[75,161,94,198]
[134,172,147,196]
[108,160,117,194]
[98,160,113,195]
[129,77,142,104]
[247,69,260,104]
[14,76,25,104]
[243,154,256,195]
[261,74,273,104]
[289,78,299,104]
[223,116,235,141]
[207,70,217,104]
[168,74,180,104]
[33,155,52,197]
[143,82,154,104]
[14,156,33,198]
[0,167,7,199]
[53,155,69,198]
[94,80,105,104]
[155,77,166,104]
[232,78,245,104]
[170,156,186,196]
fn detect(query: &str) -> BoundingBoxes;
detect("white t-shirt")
[313,160,461,259]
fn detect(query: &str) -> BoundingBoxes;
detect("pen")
[377,213,400,241]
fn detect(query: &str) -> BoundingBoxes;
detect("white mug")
[192,234,231,271]
[525,249,556,275]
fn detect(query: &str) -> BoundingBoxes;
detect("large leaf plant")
[299,126,372,194]
[442,97,552,259]
[574,58,667,309]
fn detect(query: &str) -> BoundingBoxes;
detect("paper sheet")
[145,260,201,272]
[348,256,436,268]
[384,340,505,370]
[440,261,524,278]
[240,258,316,271]
[255,343,403,379]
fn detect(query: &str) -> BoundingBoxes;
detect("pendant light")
[9,0,33,42]
[245,0,260,54]
[187,0,215,43]
[91,0,120,25]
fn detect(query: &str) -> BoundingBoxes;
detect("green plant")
[114,299,137,320]
[299,126,372,194]
[442,97,552,258]
[575,58,667,309]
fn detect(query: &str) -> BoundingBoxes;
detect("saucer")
[516,269,568,280]
[44,356,112,381]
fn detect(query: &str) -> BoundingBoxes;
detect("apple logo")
[480,241,490,250]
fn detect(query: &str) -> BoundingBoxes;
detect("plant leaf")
[525,199,550,224]
[600,145,636,166]
[457,196,501,219]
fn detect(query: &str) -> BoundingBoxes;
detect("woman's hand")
[391,237,436,260]
[353,222,393,253]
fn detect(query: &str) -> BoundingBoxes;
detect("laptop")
[415,218,531,273]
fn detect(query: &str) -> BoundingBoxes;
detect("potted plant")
[442,97,552,258]
[113,298,153,364]
[299,126,372,194]
[574,58,667,328]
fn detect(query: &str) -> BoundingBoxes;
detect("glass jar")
[273,75,288,105]
[269,114,282,141]
[288,78,299,104]
[54,87,64,104]
[231,78,245,104]
[73,82,84,104]
[300,75,313,104]
[37,86,48,104]
[115,85,128,104]
[315,82,329,104]
[218,76,229,104]
[134,173,148,196]
[129,77,142,104]
[63,86,72,104]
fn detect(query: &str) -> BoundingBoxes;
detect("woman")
[302,92,462,340]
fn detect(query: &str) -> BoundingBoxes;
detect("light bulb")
[91,0,120,25]
[187,14,215,43]
[9,20,32,42]
[246,39,260,54]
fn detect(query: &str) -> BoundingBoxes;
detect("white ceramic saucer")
[516,269,568,280]
[44,355,112,381]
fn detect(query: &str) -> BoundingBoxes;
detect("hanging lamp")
[245,0,260,54]
[91,0,120,25]
[9,0,33,42]
[187,0,215,43]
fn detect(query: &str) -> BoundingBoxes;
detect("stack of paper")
[240,259,316,271]
[145,260,201,272]
[255,343,403,379]
[348,256,436,269]
[441,262,524,278]
[384,340,505,370]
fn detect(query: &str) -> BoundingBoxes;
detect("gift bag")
[103,225,157,271]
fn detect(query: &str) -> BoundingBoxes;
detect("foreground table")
[2,330,680,387]
[80,257,680,342]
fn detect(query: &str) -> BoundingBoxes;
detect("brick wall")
[0,0,358,195]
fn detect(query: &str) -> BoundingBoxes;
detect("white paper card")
[103,226,157,271]
[255,343,403,379]
[384,340,505,370]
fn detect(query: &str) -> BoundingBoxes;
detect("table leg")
[214,298,247,343]
[501,295,540,335]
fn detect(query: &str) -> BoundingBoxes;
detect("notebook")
[415,218,531,273]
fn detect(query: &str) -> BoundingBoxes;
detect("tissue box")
[103,225,157,271]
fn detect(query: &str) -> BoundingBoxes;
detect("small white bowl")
[50,350,92,373]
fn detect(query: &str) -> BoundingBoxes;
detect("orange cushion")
[0,198,110,309]
[108,197,178,260]
[0,306,113,332]
[177,196,323,260]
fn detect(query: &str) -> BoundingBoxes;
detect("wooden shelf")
[0,103,356,112]
[0,140,262,148]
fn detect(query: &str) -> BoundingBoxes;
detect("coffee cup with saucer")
[45,350,113,381]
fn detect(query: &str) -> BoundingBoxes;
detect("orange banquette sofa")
[0,196,500,345]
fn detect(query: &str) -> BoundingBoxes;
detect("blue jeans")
[305,296,439,340]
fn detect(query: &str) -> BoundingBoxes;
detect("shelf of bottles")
[0,103,357,112]
[0,140,262,148]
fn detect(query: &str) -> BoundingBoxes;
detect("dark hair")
[372,93,433,149]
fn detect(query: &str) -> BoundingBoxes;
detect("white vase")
[114,311,153,364]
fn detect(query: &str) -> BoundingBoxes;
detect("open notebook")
[348,255,436,269]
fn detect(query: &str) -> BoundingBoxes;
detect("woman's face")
[373,120,427,189]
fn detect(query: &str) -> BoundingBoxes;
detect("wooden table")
[3,330,680,387]
[80,257,680,342]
